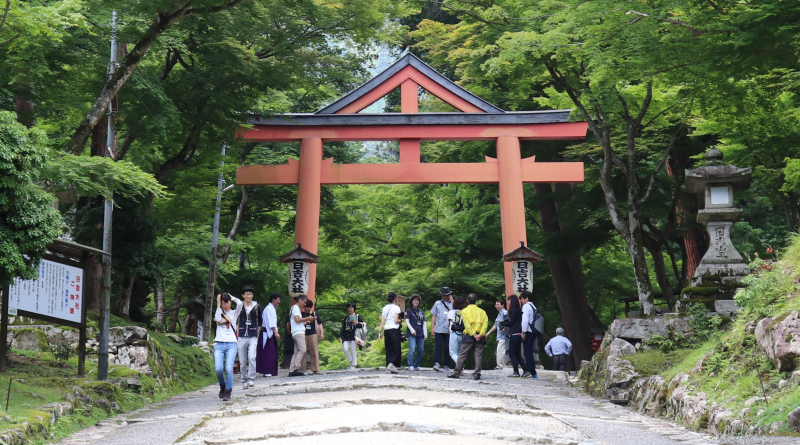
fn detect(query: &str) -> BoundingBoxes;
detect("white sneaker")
[443,366,450,373]
[242,382,248,389]
[348,366,356,370]
[387,364,399,374]
[432,363,441,372]
[247,380,255,387]
[414,367,421,372]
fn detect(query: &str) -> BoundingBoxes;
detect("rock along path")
[56,368,777,445]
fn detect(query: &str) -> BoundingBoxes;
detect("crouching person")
[214,293,238,401]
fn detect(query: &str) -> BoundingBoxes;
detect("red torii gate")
[237,54,587,299]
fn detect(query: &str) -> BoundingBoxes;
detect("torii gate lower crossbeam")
[237,121,587,299]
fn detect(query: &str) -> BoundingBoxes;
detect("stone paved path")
[54,368,772,445]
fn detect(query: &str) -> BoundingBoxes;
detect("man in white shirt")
[288,295,316,376]
[545,327,573,371]
[430,287,453,372]
[519,291,538,379]
[378,292,402,373]
[234,286,261,388]
[257,294,281,377]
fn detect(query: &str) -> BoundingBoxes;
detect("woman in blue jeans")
[405,294,427,370]
[214,293,239,401]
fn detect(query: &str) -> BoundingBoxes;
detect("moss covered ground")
[0,313,214,444]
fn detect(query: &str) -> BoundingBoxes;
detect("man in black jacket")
[235,285,261,388]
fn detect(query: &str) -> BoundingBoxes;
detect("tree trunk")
[167,284,183,333]
[642,235,676,311]
[117,274,135,319]
[533,183,593,368]
[667,155,704,283]
[154,285,166,327]
[221,186,248,263]
[64,1,245,154]
[180,314,192,335]
[14,84,35,128]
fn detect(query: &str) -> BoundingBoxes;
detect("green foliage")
[49,343,72,365]
[42,155,167,200]
[0,111,63,283]
[644,333,687,354]
[179,336,199,348]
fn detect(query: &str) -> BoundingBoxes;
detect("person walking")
[377,292,402,373]
[430,287,453,372]
[519,291,539,379]
[288,295,316,377]
[501,294,524,378]
[213,293,238,401]
[301,300,323,374]
[545,327,573,371]
[405,294,427,371]
[234,285,261,389]
[338,302,365,369]
[447,296,466,365]
[257,294,280,377]
[485,299,508,370]
[448,293,488,380]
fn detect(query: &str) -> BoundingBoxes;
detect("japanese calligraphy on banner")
[511,260,534,294]
[287,261,310,297]
[8,259,83,324]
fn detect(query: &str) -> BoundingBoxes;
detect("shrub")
[50,342,72,365]
[179,337,199,348]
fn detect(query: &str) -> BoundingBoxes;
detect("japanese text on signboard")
[9,259,83,324]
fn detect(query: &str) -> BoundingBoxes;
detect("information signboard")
[8,259,83,325]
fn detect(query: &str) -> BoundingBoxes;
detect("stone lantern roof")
[685,148,752,194]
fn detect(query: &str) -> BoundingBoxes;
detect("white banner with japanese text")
[8,259,83,324]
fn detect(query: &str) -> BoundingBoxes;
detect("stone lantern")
[685,148,752,286]
[280,243,318,298]
[503,241,543,295]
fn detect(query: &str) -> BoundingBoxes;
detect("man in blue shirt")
[545,327,573,371]
[485,299,508,370]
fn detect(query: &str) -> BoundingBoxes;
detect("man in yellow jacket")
[448,293,489,380]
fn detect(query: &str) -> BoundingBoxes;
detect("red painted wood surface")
[237,159,584,185]
[241,122,589,142]
[334,65,483,114]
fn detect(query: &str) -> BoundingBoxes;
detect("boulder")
[607,338,636,361]
[606,358,639,390]
[114,346,150,372]
[108,326,148,347]
[788,406,800,430]
[666,317,694,341]
[11,329,47,351]
[608,318,667,341]
[754,311,800,372]
[714,300,740,317]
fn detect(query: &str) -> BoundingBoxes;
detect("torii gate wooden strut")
[237,54,587,299]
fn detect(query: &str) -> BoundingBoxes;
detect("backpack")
[526,302,543,337]
[354,314,367,346]
[451,310,465,333]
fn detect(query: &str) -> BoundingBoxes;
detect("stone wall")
[580,315,800,436]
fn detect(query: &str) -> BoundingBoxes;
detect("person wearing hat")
[544,327,573,371]
[430,286,454,372]
[235,285,262,388]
